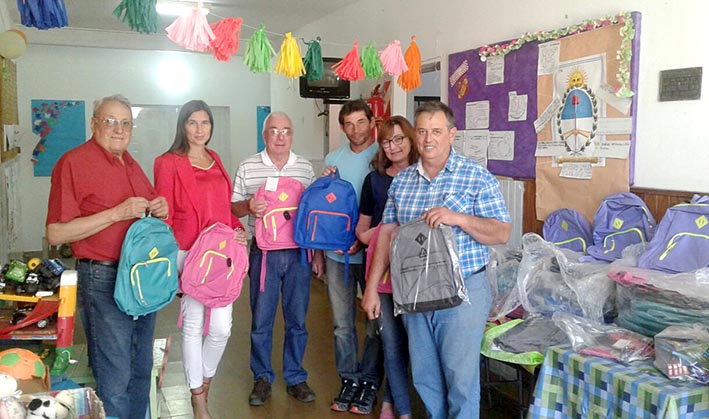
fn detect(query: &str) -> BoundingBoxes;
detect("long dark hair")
[371,115,418,175]
[167,100,215,155]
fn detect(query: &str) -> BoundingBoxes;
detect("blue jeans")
[325,257,383,383]
[77,260,156,419]
[402,270,492,419]
[378,293,412,415]
[249,244,312,385]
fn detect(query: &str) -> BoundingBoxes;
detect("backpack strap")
[259,250,268,292]
[203,308,211,336]
[343,251,350,285]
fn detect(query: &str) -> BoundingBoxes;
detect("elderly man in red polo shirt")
[46,94,168,419]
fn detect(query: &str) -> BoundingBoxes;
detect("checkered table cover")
[527,346,709,419]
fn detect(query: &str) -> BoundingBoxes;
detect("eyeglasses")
[266,128,293,137]
[381,135,406,148]
[97,117,134,131]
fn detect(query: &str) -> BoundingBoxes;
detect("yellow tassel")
[275,32,305,79]
[398,35,421,92]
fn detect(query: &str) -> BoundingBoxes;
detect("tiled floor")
[71,276,525,418]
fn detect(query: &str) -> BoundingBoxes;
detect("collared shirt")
[231,150,315,234]
[46,138,157,261]
[382,149,510,277]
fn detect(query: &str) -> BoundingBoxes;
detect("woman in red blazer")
[154,100,246,419]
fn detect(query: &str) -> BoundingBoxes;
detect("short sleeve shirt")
[231,150,315,235]
[382,150,510,277]
[46,138,157,261]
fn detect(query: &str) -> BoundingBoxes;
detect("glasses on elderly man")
[381,135,406,148]
[97,117,134,131]
[267,128,293,137]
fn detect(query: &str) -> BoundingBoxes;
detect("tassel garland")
[398,36,421,91]
[274,32,305,79]
[112,0,157,34]
[379,39,408,76]
[17,0,68,29]
[243,24,276,73]
[360,41,383,80]
[166,3,215,52]
[210,17,243,62]
[302,38,323,81]
[332,41,364,81]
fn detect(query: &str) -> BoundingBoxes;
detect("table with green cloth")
[527,345,709,419]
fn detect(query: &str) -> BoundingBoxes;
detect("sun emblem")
[567,69,587,89]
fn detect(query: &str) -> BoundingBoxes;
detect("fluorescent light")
[156,2,209,16]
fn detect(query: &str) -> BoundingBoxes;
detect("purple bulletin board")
[448,41,539,179]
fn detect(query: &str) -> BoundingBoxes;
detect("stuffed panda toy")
[25,396,69,419]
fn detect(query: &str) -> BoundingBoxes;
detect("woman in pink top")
[154,100,247,419]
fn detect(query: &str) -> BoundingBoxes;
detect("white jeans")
[178,250,233,390]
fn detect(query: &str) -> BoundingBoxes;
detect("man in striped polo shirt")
[231,112,324,407]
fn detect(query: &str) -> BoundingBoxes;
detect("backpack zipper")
[602,228,644,254]
[262,206,298,241]
[130,258,172,306]
[308,210,351,241]
[553,237,588,252]
[659,232,709,260]
[199,250,235,283]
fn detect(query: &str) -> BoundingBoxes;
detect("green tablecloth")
[528,346,709,419]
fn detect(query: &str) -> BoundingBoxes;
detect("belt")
[77,258,118,268]
[473,265,487,275]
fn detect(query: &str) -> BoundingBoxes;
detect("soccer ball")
[0,348,46,381]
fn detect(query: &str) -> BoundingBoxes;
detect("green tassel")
[303,38,323,81]
[243,24,276,74]
[361,41,383,80]
[113,0,158,34]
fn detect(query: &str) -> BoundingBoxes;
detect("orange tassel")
[398,36,421,92]
[332,41,365,81]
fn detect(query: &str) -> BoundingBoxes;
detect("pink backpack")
[180,222,248,334]
[253,176,304,291]
[365,224,391,294]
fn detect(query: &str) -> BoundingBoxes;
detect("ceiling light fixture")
[156,1,209,16]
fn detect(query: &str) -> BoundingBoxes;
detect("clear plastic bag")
[654,323,709,384]
[389,218,467,316]
[517,233,615,323]
[552,312,654,363]
[487,245,523,320]
[609,266,709,336]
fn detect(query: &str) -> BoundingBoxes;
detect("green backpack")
[114,216,179,319]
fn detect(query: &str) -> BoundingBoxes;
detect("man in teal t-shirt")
[322,100,381,414]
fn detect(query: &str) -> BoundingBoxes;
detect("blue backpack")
[543,208,593,253]
[294,170,359,280]
[587,192,656,262]
[115,216,179,319]
[638,195,709,273]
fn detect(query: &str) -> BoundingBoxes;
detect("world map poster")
[31,99,85,176]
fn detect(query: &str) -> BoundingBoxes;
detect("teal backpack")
[114,216,179,319]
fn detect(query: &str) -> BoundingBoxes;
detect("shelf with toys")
[0,258,77,376]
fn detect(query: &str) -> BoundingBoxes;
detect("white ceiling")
[2,0,351,51]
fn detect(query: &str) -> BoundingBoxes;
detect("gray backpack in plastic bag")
[390,218,467,315]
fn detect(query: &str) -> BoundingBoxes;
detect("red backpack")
[253,176,305,291]
[180,222,248,334]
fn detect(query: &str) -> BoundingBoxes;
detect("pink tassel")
[210,17,243,61]
[166,3,215,52]
[379,39,408,76]
[332,41,365,81]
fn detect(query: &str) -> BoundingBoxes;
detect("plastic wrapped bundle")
[609,266,709,336]
[654,324,709,384]
[486,245,523,320]
[552,312,654,363]
[518,233,615,323]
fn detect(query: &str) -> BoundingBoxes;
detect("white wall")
[15,44,270,251]
[281,0,709,193]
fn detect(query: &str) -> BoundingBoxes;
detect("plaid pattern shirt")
[383,150,510,277]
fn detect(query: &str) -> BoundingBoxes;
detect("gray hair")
[414,101,455,130]
[93,94,132,117]
[262,111,293,132]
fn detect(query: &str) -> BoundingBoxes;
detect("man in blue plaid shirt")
[363,101,511,419]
